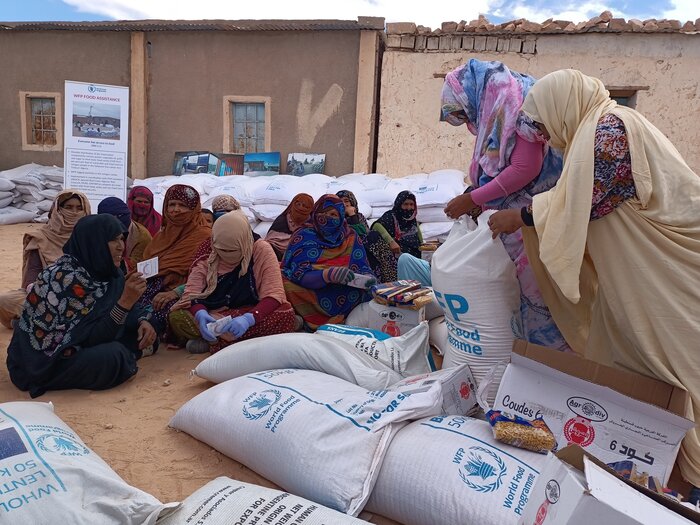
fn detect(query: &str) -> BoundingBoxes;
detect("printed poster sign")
[64,81,129,210]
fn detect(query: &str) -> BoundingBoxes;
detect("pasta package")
[486,409,557,454]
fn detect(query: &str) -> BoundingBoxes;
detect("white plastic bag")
[430,211,520,395]
[0,207,38,224]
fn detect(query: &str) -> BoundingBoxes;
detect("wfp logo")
[87,84,107,93]
[458,446,507,493]
[242,389,282,421]
[36,433,89,456]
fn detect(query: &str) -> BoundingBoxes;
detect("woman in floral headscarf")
[282,194,375,330]
[265,193,314,260]
[138,184,211,335]
[128,186,162,236]
[211,194,241,221]
[440,59,566,351]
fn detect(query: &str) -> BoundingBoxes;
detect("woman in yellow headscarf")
[169,210,295,354]
[488,69,700,498]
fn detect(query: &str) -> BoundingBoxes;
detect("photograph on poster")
[286,153,326,176]
[72,101,121,139]
[243,152,280,175]
[172,151,219,175]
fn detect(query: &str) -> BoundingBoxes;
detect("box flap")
[511,340,688,415]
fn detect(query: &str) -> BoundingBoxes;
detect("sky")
[2,0,700,28]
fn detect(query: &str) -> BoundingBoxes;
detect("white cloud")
[62,0,490,29]
[493,1,631,23]
[664,0,700,22]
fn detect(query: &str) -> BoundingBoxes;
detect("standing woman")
[440,59,565,350]
[336,189,397,283]
[282,195,375,330]
[128,186,162,236]
[265,193,314,260]
[487,69,700,498]
[372,191,423,259]
[169,210,295,353]
[6,215,156,398]
[0,190,90,329]
[139,184,211,335]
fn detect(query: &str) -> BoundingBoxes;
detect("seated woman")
[266,193,314,260]
[0,190,90,329]
[211,194,241,221]
[128,186,162,236]
[371,191,423,259]
[336,189,397,283]
[97,196,152,271]
[138,184,211,336]
[282,194,375,330]
[6,214,157,398]
[201,208,215,228]
[169,210,296,353]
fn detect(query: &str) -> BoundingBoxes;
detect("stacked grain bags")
[0,164,65,224]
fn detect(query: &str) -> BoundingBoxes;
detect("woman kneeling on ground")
[6,215,156,398]
[169,210,296,353]
[282,194,375,331]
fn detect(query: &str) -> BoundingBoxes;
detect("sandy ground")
[0,223,398,523]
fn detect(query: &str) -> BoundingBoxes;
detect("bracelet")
[110,304,129,325]
[521,205,535,227]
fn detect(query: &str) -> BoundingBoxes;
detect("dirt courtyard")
[0,223,396,523]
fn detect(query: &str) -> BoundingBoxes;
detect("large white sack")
[157,477,367,524]
[0,163,41,181]
[252,203,286,222]
[194,332,402,390]
[430,212,520,399]
[411,181,461,207]
[0,401,168,524]
[0,190,13,200]
[366,416,546,525]
[37,199,54,213]
[361,179,411,208]
[338,173,389,190]
[417,206,452,223]
[159,174,216,195]
[170,369,413,515]
[35,165,65,184]
[420,221,455,241]
[20,201,41,213]
[0,179,16,192]
[0,195,14,209]
[369,205,391,219]
[201,179,254,207]
[0,207,38,225]
[427,168,468,193]
[314,322,433,377]
[252,221,273,237]
[429,316,448,355]
[251,175,304,205]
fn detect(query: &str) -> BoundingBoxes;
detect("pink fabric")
[470,134,545,206]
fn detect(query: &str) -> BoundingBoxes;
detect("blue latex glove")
[194,310,217,342]
[224,312,256,338]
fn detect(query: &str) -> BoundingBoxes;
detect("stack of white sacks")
[0,163,67,224]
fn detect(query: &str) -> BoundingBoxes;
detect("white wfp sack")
[314,322,434,377]
[194,332,402,390]
[419,221,454,241]
[429,316,448,355]
[157,477,366,524]
[170,369,420,515]
[0,402,168,524]
[251,175,304,205]
[0,207,38,225]
[252,203,286,222]
[252,221,273,237]
[366,416,546,525]
[430,211,521,398]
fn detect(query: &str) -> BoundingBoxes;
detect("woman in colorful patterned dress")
[7,214,156,397]
[168,210,295,353]
[282,194,375,330]
[487,69,700,499]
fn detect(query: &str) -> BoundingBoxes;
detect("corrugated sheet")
[0,19,385,32]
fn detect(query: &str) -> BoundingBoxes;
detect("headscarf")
[97,197,131,232]
[440,59,562,209]
[23,190,91,270]
[336,189,370,230]
[128,186,162,236]
[212,194,241,213]
[269,193,314,236]
[309,195,350,247]
[142,184,211,289]
[374,191,421,257]
[18,215,125,357]
[522,70,617,302]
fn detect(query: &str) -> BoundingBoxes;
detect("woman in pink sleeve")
[441,59,567,350]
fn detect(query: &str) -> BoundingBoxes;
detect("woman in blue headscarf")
[440,59,566,350]
[282,194,375,330]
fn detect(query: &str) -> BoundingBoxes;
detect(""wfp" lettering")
[434,291,469,322]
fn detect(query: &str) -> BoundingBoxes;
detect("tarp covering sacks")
[157,477,366,524]
[170,368,466,515]
[365,415,546,525]
[0,401,169,524]
[193,332,403,390]
[430,211,521,402]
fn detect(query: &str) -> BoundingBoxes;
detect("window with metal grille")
[232,102,266,153]
[30,97,57,146]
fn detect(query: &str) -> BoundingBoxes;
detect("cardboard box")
[519,446,700,524]
[491,341,693,484]
[367,300,426,337]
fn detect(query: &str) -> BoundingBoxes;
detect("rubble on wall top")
[386,11,700,35]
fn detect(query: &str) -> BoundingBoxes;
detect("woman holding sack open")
[487,69,700,502]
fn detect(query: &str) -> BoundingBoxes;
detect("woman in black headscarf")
[6,215,157,398]
[371,191,423,259]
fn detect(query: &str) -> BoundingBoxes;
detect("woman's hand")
[194,310,217,342]
[444,193,477,220]
[224,313,256,338]
[323,267,355,285]
[137,320,157,350]
[389,240,402,256]
[153,290,178,310]
[118,272,146,309]
[488,210,524,239]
